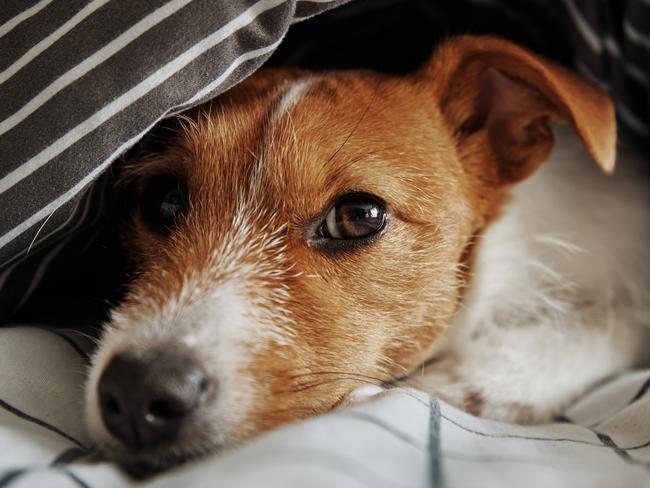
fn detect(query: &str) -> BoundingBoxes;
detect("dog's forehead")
[192,71,394,163]
[176,70,462,221]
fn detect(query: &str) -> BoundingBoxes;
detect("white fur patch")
[270,78,313,124]
[415,126,650,422]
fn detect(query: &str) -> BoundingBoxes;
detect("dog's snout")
[97,350,210,449]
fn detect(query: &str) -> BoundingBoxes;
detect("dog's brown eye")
[319,193,386,240]
[141,175,187,233]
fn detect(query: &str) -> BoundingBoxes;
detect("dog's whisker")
[324,82,378,166]
[282,370,425,394]
[278,376,427,406]
[56,328,102,345]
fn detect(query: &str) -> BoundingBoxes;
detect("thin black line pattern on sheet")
[383,388,650,453]
[0,467,92,488]
[51,448,90,466]
[560,372,650,463]
[595,432,650,470]
[43,328,91,363]
[0,398,89,449]
[441,411,650,452]
[0,470,25,488]
[339,403,635,471]
[307,393,650,474]
[0,441,92,487]
[60,467,92,488]
[556,372,650,429]
[338,400,632,468]
[629,376,650,405]
[317,403,635,474]
[590,373,650,438]
[0,326,94,485]
[0,396,94,487]
[387,385,650,451]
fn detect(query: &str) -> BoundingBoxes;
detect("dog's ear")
[421,35,616,184]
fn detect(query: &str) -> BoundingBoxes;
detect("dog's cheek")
[237,291,382,437]
[241,343,354,438]
[375,229,466,372]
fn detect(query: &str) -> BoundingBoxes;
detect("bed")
[1,325,648,487]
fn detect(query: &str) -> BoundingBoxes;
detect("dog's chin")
[105,443,222,480]
[120,458,173,480]
[118,453,192,480]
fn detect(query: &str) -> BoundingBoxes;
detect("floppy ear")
[422,35,616,184]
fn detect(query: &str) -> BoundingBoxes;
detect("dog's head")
[84,35,614,474]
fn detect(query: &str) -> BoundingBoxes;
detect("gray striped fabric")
[0,0,347,314]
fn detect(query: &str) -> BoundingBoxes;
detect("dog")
[83,35,650,475]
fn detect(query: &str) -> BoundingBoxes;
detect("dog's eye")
[319,193,386,240]
[141,175,187,233]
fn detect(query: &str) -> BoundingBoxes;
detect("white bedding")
[1,325,648,487]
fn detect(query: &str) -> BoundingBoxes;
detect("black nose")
[97,349,209,449]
